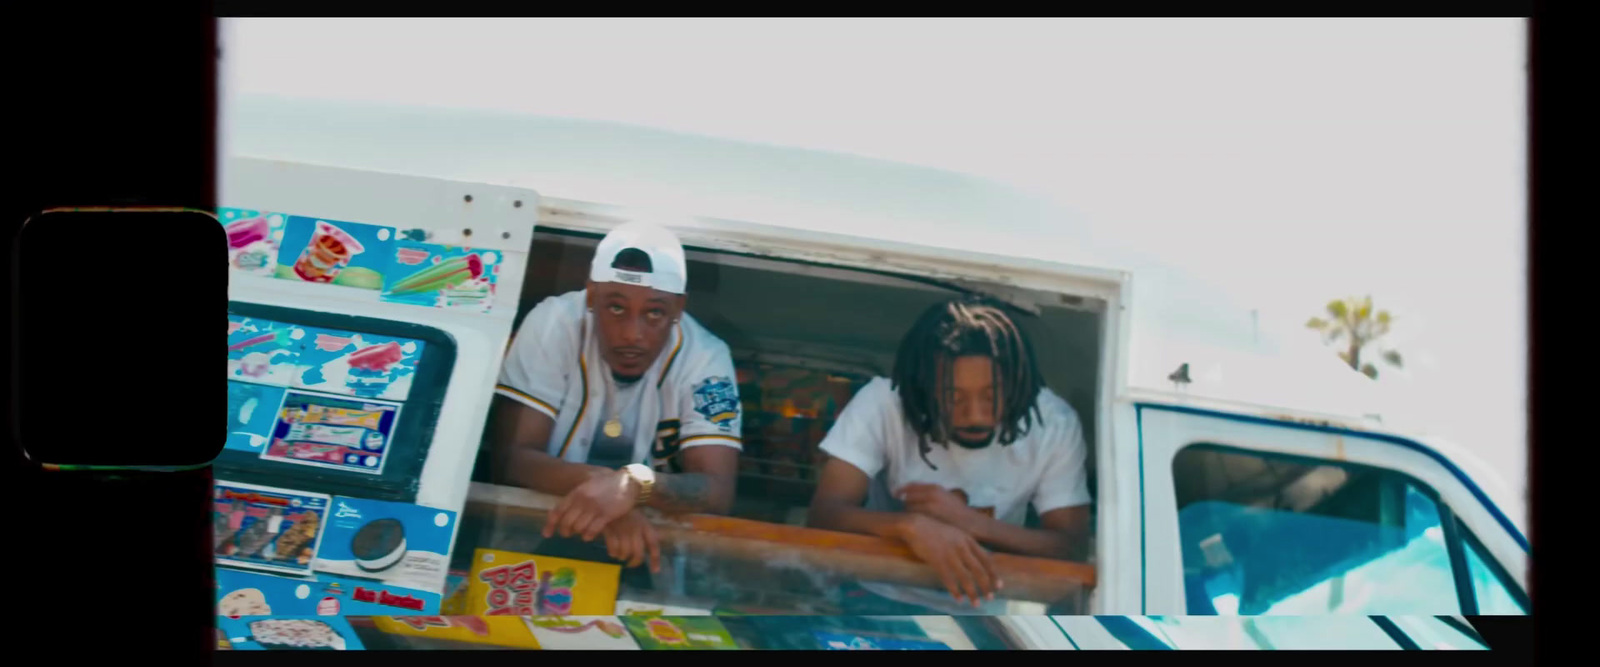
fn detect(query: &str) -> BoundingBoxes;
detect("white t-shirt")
[818,376,1091,612]
[495,290,743,471]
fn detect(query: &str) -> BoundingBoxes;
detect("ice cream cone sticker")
[294,221,365,283]
[384,253,484,296]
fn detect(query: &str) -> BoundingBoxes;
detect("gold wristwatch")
[622,463,656,507]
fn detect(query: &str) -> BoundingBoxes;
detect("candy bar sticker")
[261,391,400,475]
[380,240,500,314]
[213,481,330,577]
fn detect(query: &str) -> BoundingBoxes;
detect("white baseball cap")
[589,221,689,295]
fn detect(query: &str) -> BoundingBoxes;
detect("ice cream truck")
[212,150,1528,627]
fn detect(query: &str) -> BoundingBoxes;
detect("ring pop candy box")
[228,316,306,387]
[371,616,543,649]
[465,548,621,616]
[213,480,330,576]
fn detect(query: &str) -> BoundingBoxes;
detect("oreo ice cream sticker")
[351,518,407,573]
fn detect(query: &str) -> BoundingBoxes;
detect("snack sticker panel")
[226,381,289,453]
[217,616,365,651]
[228,315,307,386]
[524,617,640,650]
[312,496,457,595]
[214,481,330,576]
[381,240,501,313]
[274,215,396,290]
[315,573,443,616]
[262,391,400,475]
[216,567,443,617]
[220,208,289,277]
[373,616,544,649]
[294,327,423,402]
[465,549,621,617]
[216,567,321,617]
[621,615,741,650]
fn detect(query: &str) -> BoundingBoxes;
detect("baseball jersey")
[819,376,1091,613]
[495,290,743,471]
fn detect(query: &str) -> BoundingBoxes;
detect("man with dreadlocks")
[808,296,1091,613]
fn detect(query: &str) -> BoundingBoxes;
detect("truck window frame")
[1170,441,1478,616]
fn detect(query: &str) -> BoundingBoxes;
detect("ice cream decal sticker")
[294,328,424,402]
[228,316,305,386]
[381,240,500,313]
[220,208,288,276]
[274,216,396,290]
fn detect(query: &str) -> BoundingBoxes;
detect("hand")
[601,510,663,573]
[544,469,640,542]
[896,514,1002,608]
[898,483,983,531]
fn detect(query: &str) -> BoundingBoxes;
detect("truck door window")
[1172,444,1462,615]
[1462,531,1528,614]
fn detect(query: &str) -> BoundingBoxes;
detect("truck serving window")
[1170,444,1464,615]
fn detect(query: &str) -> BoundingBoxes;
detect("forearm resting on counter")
[503,447,612,496]
[466,482,1096,606]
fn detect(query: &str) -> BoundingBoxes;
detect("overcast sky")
[224,18,1527,502]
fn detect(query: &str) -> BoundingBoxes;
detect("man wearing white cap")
[489,221,743,573]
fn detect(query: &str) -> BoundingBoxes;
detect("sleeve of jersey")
[675,345,743,451]
[493,301,570,421]
[816,380,890,479]
[1031,411,1093,514]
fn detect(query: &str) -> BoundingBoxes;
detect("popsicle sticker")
[381,241,499,313]
[293,328,423,402]
[385,253,483,296]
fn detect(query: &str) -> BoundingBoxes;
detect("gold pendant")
[604,419,623,438]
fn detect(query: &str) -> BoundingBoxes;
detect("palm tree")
[1306,296,1404,380]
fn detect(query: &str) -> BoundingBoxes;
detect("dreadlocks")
[891,295,1046,469]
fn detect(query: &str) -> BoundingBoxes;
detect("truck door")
[1135,403,1528,616]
